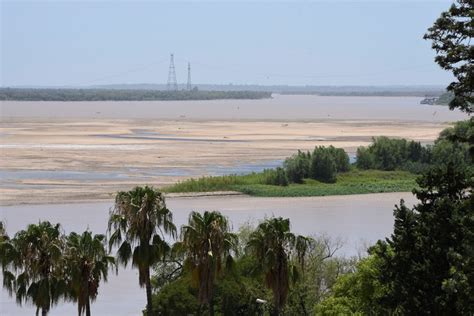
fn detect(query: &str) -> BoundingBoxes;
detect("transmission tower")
[187,62,192,91]
[167,53,178,91]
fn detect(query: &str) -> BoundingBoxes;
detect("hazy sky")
[1,0,455,87]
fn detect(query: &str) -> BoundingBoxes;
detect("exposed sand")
[0,117,452,205]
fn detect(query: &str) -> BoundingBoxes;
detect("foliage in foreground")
[173,211,237,316]
[424,0,473,113]
[1,222,114,316]
[108,186,177,316]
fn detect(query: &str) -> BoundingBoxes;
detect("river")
[0,192,417,315]
[0,94,465,121]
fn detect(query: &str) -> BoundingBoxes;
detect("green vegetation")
[424,0,473,113]
[246,218,311,315]
[163,169,418,197]
[2,2,473,315]
[0,88,272,101]
[173,211,237,316]
[108,186,177,316]
[435,91,455,105]
[64,231,115,316]
[355,136,432,172]
[357,123,472,173]
[163,120,472,198]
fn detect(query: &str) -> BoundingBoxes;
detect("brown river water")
[0,94,465,121]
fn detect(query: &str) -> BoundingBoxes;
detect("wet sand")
[0,118,451,205]
[0,95,463,205]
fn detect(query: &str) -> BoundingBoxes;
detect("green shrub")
[355,146,375,169]
[284,150,311,183]
[310,147,337,183]
[327,146,351,172]
[263,168,289,186]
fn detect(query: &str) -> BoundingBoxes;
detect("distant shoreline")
[0,88,272,102]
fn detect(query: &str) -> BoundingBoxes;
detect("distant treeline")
[0,88,272,101]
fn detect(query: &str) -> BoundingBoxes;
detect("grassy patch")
[163,169,418,197]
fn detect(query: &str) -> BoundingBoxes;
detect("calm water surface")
[0,193,417,316]
[0,94,465,121]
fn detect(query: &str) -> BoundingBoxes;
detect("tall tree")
[1,221,66,316]
[373,159,474,313]
[246,217,310,315]
[424,0,473,113]
[108,186,176,316]
[65,231,115,316]
[175,211,237,316]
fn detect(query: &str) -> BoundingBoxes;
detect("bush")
[284,150,311,183]
[356,137,432,171]
[310,147,337,183]
[355,147,375,169]
[263,168,289,186]
[327,146,350,172]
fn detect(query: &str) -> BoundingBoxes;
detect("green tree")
[310,147,337,183]
[151,275,200,316]
[424,0,473,113]
[65,231,115,316]
[262,168,289,186]
[372,160,474,314]
[175,211,237,316]
[284,150,311,183]
[108,186,176,316]
[355,146,375,170]
[2,221,66,316]
[327,146,350,172]
[246,217,310,315]
[315,252,389,315]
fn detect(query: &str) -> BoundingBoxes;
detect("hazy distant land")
[0,88,272,101]
[0,84,447,100]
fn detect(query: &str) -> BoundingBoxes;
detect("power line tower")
[186,62,192,91]
[167,53,178,91]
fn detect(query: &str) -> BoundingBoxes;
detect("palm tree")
[175,211,237,316]
[0,220,11,272]
[246,217,310,316]
[0,221,7,241]
[108,186,176,316]
[65,231,115,316]
[1,221,66,316]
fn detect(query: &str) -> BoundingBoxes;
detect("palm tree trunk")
[145,267,153,316]
[86,297,91,316]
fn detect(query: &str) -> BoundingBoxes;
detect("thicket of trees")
[0,222,114,316]
[318,127,473,314]
[0,88,272,101]
[356,121,472,174]
[283,146,349,184]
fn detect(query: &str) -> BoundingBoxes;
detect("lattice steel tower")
[167,53,178,91]
[187,62,192,91]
